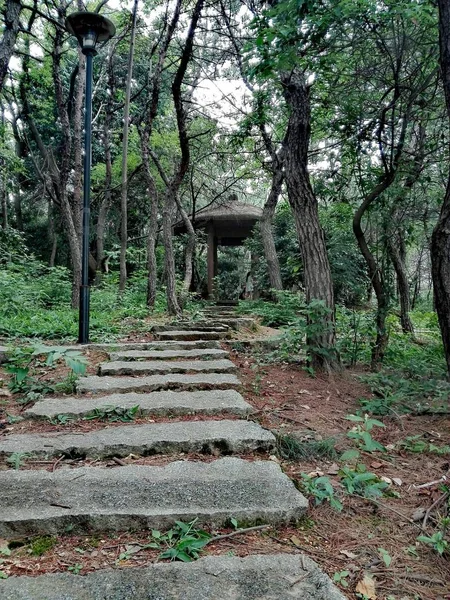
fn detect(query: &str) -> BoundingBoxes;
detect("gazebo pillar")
[207,222,217,299]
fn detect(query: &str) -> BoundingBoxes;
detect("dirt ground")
[0,343,449,599]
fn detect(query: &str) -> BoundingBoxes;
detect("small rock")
[380,476,392,485]
[308,470,324,477]
[411,507,426,522]
[327,463,340,475]
[392,477,402,486]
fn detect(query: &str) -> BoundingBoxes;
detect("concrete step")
[98,359,237,377]
[0,458,308,537]
[25,390,253,420]
[153,331,228,341]
[205,318,256,331]
[0,554,346,600]
[153,324,230,333]
[34,341,222,353]
[109,348,229,361]
[0,420,275,460]
[77,373,241,395]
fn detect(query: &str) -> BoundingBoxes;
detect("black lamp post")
[65,12,115,344]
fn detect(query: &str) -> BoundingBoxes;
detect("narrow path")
[0,305,346,599]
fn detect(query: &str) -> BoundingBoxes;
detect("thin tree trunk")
[177,202,195,304]
[0,0,21,93]
[96,42,117,280]
[0,172,7,230]
[72,48,86,243]
[162,194,181,315]
[432,0,450,378]
[139,126,159,308]
[119,0,139,292]
[260,168,283,292]
[388,236,414,334]
[48,201,57,267]
[0,108,6,230]
[96,117,112,280]
[281,69,338,371]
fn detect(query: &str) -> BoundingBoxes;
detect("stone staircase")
[0,305,346,599]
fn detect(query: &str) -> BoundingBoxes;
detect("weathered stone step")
[98,359,237,376]
[109,348,229,361]
[0,458,308,537]
[207,318,256,331]
[25,390,253,420]
[77,373,241,394]
[0,554,346,600]
[32,341,222,353]
[153,330,228,341]
[0,420,275,459]
[153,324,230,332]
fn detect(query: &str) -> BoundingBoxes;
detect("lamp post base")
[78,285,90,344]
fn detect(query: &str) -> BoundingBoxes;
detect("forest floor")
[0,328,449,600]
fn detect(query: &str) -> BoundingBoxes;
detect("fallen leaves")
[355,573,376,599]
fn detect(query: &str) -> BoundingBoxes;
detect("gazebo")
[174,200,263,298]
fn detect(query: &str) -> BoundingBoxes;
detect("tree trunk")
[388,236,414,334]
[0,0,21,93]
[353,181,393,369]
[0,107,6,229]
[176,201,196,305]
[432,0,450,378]
[260,168,283,292]
[96,117,113,281]
[71,49,86,243]
[281,69,338,371]
[0,172,7,230]
[48,201,57,267]
[139,126,159,308]
[119,0,139,293]
[162,193,181,315]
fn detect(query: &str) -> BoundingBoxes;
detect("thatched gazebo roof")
[174,200,263,245]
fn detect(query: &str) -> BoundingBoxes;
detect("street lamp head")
[65,11,115,55]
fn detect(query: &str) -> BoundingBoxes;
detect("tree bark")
[260,168,283,292]
[388,234,414,335]
[432,0,450,378]
[71,48,86,243]
[95,41,117,280]
[162,194,181,315]
[0,108,6,229]
[48,201,57,267]
[139,126,159,308]
[281,69,338,371]
[119,0,139,293]
[0,0,21,93]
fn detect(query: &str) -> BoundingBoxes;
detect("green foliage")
[339,465,388,498]
[333,570,350,588]
[67,563,82,574]
[277,434,336,461]
[346,414,386,453]
[417,507,450,556]
[4,345,87,402]
[396,435,450,456]
[29,536,57,557]
[119,520,212,563]
[378,547,392,567]
[238,290,305,327]
[0,256,169,341]
[82,405,140,423]
[300,474,343,511]
[5,452,30,470]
